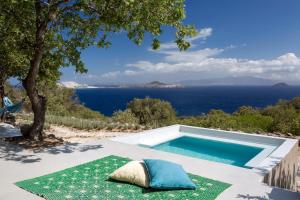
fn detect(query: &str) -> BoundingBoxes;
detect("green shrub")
[290,116,300,135]
[68,104,106,120]
[231,106,274,132]
[266,108,300,135]
[176,116,205,127]
[234,106,260,116]
[232,114,273,133]
[261,97,300,135]
[127,97,176,127]
[288,97,300,109]
[200,110,237,130]
[112,109,139,124]
[178,109,273,133]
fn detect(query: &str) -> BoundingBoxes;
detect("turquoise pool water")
[152,136,264,168]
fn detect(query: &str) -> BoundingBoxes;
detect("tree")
[0,0,196,140]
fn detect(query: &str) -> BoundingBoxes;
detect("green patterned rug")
[16,155,231,200]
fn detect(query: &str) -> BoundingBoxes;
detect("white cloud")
[101,71,121,79]
[122,52,300,81]
[158,43,178,51]
[100,52,300,81]
[98,28,300,83]
[189,27,213,42]
[124,70,140,76]
[163,48,223,63]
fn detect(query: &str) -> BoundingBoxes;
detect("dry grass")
[17,113,147,132]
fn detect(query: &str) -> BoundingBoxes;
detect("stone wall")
[263,143,298,191]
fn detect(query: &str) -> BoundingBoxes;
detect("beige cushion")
[109,161,149,188]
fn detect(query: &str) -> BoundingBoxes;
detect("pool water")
[152,136,264,168]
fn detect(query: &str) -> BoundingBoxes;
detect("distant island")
[58,81,98,89]
[141,81,183,88]
[272,82,289,87]
[117,81,183,88]
[59,81,183,89]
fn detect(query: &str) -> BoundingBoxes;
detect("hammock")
[1,97,24,115]
[6,100,24,113]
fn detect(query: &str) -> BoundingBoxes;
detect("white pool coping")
[111,124,298,175]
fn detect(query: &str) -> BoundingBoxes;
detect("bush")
[261,97,300,135]
[176,116,205,127]
[68,104,106,120]
[200,109,237,130]
[266,108,300,135]
[127,97,176,127]
[288,97,300,109]
[234,106,260,116]
[232,114,273,133]
[112,109,139,124]
[232,106,274,132]
[178,109,273,133]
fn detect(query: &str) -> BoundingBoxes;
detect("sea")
[75,86,300,116]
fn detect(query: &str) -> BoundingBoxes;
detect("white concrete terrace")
[0,138,299,199]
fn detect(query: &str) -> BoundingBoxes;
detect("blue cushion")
[143,159,196,190]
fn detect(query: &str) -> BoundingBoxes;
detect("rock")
[47,134,56,139]
[286,133,294,137]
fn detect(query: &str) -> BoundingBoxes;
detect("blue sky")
[61,0,300,85]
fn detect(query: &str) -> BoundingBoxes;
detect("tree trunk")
[22,1,48,141]
[0,70,6,108]
[23,80,47,141]
[23,61,48,141]
[0,84,4,121]
[0,84,4,108]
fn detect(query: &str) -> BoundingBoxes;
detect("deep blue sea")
[76,86,300,116]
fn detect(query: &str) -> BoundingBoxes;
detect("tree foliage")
[0,7,29,84]
[0,0,196,140]
[1,0,196,79]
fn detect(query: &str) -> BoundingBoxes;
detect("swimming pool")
[112,125,299,191]
[112,124,289,169]
[152,136,263,168]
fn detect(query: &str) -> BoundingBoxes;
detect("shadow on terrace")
[0,140,103,164]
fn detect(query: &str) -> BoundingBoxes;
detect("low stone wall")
[263,142,298,191]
